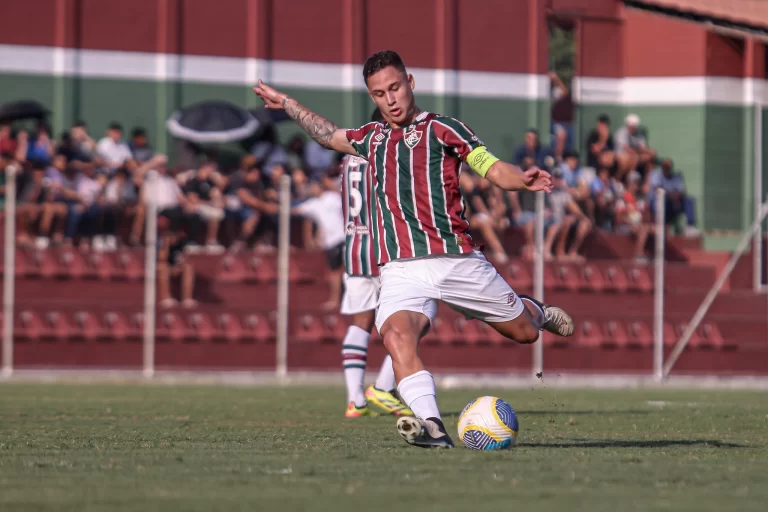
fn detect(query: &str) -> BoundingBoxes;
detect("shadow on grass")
[520,439,744,449]
[442,410,652,418]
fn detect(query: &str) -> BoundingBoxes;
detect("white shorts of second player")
[375,249,525,332]
[340,274,381,315]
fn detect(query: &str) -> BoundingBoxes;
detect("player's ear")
[408,73,415,90]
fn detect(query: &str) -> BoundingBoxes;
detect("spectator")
[71,165,109,250]
[549,71,574,162]
[226,164,280,252]
[69,121,97,161]
[585,114,616,171]
[0,122,17,157]
[512,129,551,170]
[182,161,225,251]
[460,170,510,263]
[557,149,594,221]
[614,114,656,180]
[157,230,197,309]
[251,125,289,178]
[549,167,593,261]
[304,139,336,180]
[16,162,51,247]
[286,135,306,171]
[96,122,134,171]
[291,170,346,311]
[616,171,654,263]
[101,167,139,250]
[26,123,55,166]
[140,162,187,236]
[129,127,153,163]
[648,158,699,237]
[590,165,620,230]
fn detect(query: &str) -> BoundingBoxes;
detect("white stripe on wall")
[0,44,549,100]
[574,76,768,107]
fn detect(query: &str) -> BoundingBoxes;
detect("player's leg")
[440,251,574,344]
[376,261,452,448]
[339,274,377,417]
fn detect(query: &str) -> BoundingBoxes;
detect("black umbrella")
[249,106,292,125]
[0,100,51,123]
[166,101,260,144]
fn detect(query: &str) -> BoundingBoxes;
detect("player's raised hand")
[523,167,553,193]
[253,79,288,109]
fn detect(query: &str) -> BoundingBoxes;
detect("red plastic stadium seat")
[185,313,213,342]
[664,321,679,346]
[113,250,143,280]
[43,310,73,340]
[242,313,274,343]
[294,314,324,343]
[24,250,57,279]
[452,317,483,345]
[156,311,184,341]
[56,250,87,279]
[579,264,605,293]
[216,313,243,342]
[698,323,724,349]
[603,264,629,293]
[73,311,100,340]
[85,251,113,280]
[16,310,43,341]
[505,262,532,289]
[626,320,652,348]
[602,320,628,348]
[103,311,129,340]
[323,314,348,342]
[547,264,579,292]
[575,319,603,347]
[627,266,652,293]
[217,254,247,282]
[128,313,145,340]
[420,317,443,345]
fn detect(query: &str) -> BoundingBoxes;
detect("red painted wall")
[0,0,546,74]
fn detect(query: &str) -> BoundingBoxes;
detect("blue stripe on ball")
[495,398,519,432]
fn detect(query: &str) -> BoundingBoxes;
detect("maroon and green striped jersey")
[340,154,378,277]
[345,111,483,265]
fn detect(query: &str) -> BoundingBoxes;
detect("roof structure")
[625,0,768,36]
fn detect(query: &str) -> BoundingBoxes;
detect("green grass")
[0,384,766,511]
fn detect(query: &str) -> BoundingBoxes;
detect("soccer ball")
[457,396,519,450]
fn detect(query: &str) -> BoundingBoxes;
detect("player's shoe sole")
[520,294,574,337]
[365,386,414,416]
[396,417,455,448]
[345,402,378,418]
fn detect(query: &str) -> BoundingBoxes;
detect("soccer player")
[254,50,574,449]
[338,107,413,419]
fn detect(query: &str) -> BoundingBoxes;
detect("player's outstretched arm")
[485,160,553,193]
[253,79,356,155]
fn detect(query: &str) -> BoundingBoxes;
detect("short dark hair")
[362,50,407,83]
[108,122,123,132]
[597,114,610,124]
[370,108,384,123]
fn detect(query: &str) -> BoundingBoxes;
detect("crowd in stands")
[0,102,700,270]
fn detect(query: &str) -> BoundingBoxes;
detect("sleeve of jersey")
[345,123,377,160]
[435,118,499,178]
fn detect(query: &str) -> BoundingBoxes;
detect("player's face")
[366,66,415,128]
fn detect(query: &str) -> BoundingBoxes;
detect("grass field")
[0,383,766,512]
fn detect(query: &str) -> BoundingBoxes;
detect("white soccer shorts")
[340,274,382,315]
[375,249,525,332]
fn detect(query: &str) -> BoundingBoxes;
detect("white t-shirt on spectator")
[77,175,102,205]
[294,191,345,250]
[97,137,133,167]
[144,175,182,211]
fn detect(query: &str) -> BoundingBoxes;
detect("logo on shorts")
[508,294,518,307]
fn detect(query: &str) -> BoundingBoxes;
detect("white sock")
[342,326,369,407]
[374,355,397,392]
[521,297,545,329]
[397,370,441,420]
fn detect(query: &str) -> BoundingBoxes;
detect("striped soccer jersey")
[345,111,483,265]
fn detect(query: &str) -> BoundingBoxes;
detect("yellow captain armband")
[466,146,500,178]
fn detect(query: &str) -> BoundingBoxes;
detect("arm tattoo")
[282,97,338,149]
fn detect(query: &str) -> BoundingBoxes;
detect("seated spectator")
[557,149,594,220]
[459,169,510,263]
[140,162,188,238]
[97,122,134,171]
[182,161,225,250]
[0,122,17,158]
[647,158,699,237]
[549,167,593,261]
[616,171,654,263]
[50,159,82,246]
[226,164,280,252]
[512,129,551,169]
[129,127,153,163]
[614,114,656,179]
[26,123,55,166]
[591,166,620,230]
[286,135,306,171]
[16,162,56,247]
[68,121,97,162]
[157,230,197,309]
[549,71,574,162]
[585,114,616,171]
[71,165,110,250]
[304,139,336,180]
[101,166,139,250]
[291,170,346,311]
